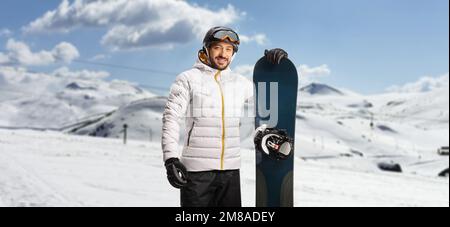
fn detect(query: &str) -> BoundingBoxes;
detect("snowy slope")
[67,97,167,142]
[374,87,449,129]
[0,129,448,207]
[292,83,449,178]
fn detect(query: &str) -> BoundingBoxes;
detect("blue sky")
[0,0,448,94]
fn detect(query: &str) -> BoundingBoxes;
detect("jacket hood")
[194,59,233,73]
[193,51,236,75]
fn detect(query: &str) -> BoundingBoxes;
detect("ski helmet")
[254,125,294,161]
[202,26,240,53]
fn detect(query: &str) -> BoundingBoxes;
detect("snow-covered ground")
[0,129,448,207]
[0,129,173,207]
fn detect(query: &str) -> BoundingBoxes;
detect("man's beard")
[209,56,230,70]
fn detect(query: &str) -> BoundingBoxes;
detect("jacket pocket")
[187,122,195,147]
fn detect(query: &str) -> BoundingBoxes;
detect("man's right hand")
[165,158,188,189]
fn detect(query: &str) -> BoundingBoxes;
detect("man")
[162,26,288,207]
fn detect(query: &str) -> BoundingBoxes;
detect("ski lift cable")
[0,49,178,75]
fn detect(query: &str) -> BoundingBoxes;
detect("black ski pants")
[180,170,242,207]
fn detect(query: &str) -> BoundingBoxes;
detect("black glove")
[264,48,288,64]
[165,158,188,189]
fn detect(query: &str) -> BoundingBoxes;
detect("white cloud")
[4,39,54,66]
[0,28,12,37]
[235,63,336,110]
[89,54,109,61]
[298,64,331,77]
[234,64,332,84]
[0,53,9,64]
[0,66,110,94]
[234,64,254,79]
[52,42,80,63]
[52,67,110,80]
[240,34,268,45]
[23,0,249,50]
[386,73,449,93]
[0,39,79,66]
[297,64,331,85]
[0,66,62,95]
[0,68,6,86]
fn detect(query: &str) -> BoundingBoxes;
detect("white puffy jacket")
[162,60,253,172]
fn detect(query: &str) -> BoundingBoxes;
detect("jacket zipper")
[187,122,195,147]
[214,70,226,170]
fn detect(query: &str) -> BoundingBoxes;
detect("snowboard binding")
[254,124,294,161]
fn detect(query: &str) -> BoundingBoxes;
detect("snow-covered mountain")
[0,66,155,128]
[1,67,448,192]
[293,82,449,178]
[299,83,345,96]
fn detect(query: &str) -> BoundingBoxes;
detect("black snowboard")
[253,57,298,207]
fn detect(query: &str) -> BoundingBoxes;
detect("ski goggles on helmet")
[212,30,240,45]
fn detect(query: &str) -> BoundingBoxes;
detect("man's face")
[208,41,234,70]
